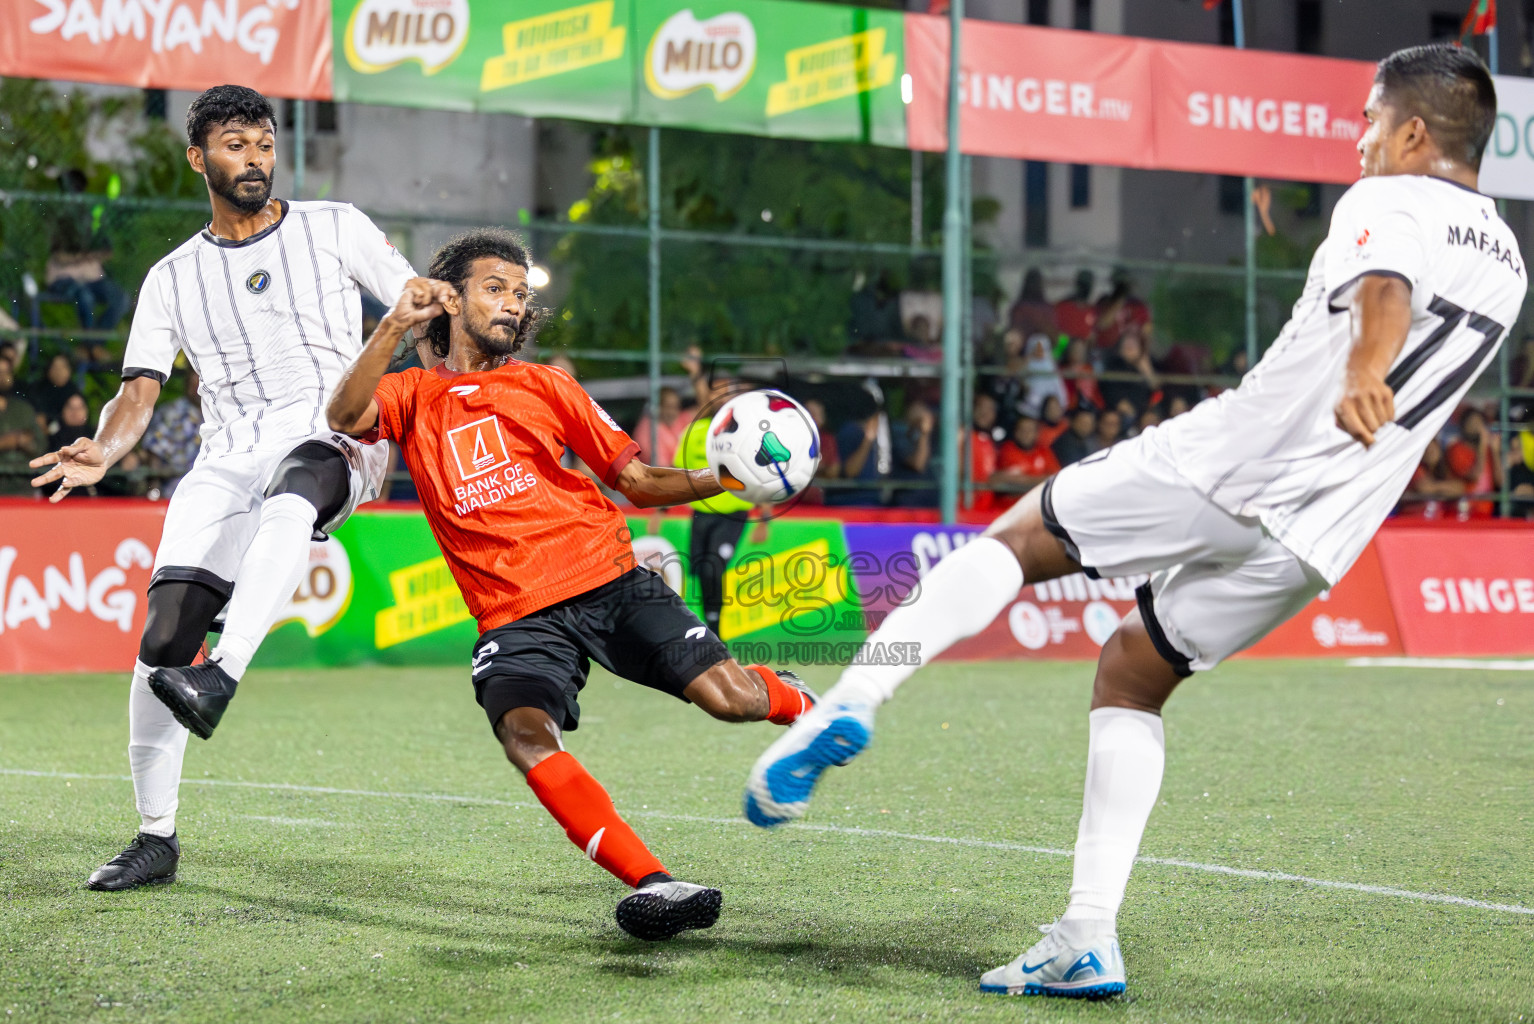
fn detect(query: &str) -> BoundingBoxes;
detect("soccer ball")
[705,390,820,504]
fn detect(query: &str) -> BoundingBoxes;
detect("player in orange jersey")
[322,228,814,941]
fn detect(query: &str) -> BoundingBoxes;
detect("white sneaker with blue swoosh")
[979,924,1126,998]
[743,698,873,827]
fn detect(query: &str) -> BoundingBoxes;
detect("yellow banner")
[374,556,472,649]
[720,538,848,640]
[481,1,628,92]
[765,27,896,118]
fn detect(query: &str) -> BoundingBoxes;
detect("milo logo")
[645,9,756,101]
[345,0,470,75]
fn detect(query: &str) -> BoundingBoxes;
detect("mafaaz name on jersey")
[1446,223,1525,278]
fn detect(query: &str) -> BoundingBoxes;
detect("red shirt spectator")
[1092,278,1152,350]
[995,416,1060,509]
[1008,269,1058,339]
[631,385,694,467]
[965,394,1001,512]
[1060,339,1104,410]
[1445,408,1501,517]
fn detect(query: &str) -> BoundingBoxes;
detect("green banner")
[331,0,906,146]
[253,510,867,670]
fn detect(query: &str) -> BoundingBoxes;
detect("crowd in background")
[4,260,1532,521]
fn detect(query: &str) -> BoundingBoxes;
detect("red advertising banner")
[1,0,332,99]
[0,502,166,674]
[1151,41,1374,184]
[1373,524,1534,656]
[905,15,1374,185]
[905,16,1157,167]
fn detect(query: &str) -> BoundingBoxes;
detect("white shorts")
[1044,431,1326,673]
[150,432,390,597]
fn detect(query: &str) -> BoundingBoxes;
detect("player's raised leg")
[150,442,356,739]
[87,580,225,890]
[744,485,1074,827]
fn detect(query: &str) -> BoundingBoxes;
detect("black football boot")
[148,662,238,740]
[86,832,180,891]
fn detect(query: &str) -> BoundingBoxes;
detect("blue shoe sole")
[979,981,1125,999]
[755,715,871,820]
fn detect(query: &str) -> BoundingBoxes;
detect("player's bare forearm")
[615,462,722,508]
[329,314,404,434]
[91,377,160,467]
[1335,274,1413,447]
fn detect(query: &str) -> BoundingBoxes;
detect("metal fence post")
[647,127,662,461]
[939,0,964,524]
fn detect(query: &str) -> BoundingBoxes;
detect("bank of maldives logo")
[346,0,471,75]
[645,9,756,101]
[447,415,512,480]
[246,270,271,294]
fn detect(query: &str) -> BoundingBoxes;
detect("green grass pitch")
[1,659,1531,1023]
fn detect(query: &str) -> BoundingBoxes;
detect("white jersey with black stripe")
[123,200,415,457]
[1155,175,1526,585]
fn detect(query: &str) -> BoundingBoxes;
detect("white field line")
[1348,657,1534,671]
[4,767,1532,917]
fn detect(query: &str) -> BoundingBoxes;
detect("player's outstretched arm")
[28,376,160,502]
[614,460,724,509]
[329,277,452,435]
[1335,273,1413,448]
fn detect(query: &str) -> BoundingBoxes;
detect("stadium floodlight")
[528,265,551,289]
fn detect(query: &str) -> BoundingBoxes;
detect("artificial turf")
[1,659,1530,1023]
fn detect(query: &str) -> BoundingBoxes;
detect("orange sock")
[749,665,811,725]
[525,752,668,888]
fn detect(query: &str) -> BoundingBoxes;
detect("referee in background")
[675,347,765,635]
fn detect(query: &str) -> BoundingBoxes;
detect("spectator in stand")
[848,270,905,350]
[1008,268,1058,339]
[1092,268,1152,351]
[1220,347,1251,386]
[891,399,938,507]
[965,393,1001,513]
[1133,405,1162,437]
[0,356,44,495]
[982,328,1028,431]
[1100,327,1160,415]
[1095,408,1124,450]
[46,392,92,454]
[1023,332,1068,418]
[1051,404,1098,467]
[1060,338,1103,410]
[1036,394,1068,448]
[1402,438,1465,516]
[44,169,130,332]
[831,406,886,507]
[1446,407,1502,516]
[1054,269,1097,342]
[1510,336,1534,388]
[31,353,82,433]
[902,313,943,363]
[1506,433,1534,514]
[995,414,1059,509]
[798,398,840,505]
[141,366,205,495]
[631,385,693,468]
[1165,393,1191,419]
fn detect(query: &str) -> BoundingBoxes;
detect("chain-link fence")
[3,172,1530,516]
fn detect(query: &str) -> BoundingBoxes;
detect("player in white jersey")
[745,45,1523,997]
[29,85,418,891]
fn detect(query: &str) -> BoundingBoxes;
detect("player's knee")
[494,708,563,774]
[1091,614,1183,713]
[138,587,216,668]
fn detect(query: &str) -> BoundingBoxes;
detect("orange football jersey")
[369,361,640,631]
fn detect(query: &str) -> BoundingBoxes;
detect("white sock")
[212,492,318,680]
[1056,706,1166,945]
[129,659,187,837]
[827,536,1024,708]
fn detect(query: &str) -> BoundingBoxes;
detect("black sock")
[636,871,673,889]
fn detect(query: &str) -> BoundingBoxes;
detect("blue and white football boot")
[743,697,874,827]
[979,923,1126,999]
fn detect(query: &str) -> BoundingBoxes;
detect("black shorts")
[470,567,731,734]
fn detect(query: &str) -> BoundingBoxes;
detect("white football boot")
[743,698,874,827]
[979,923,1126,998]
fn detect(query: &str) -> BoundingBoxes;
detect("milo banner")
[331,0,907,144]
